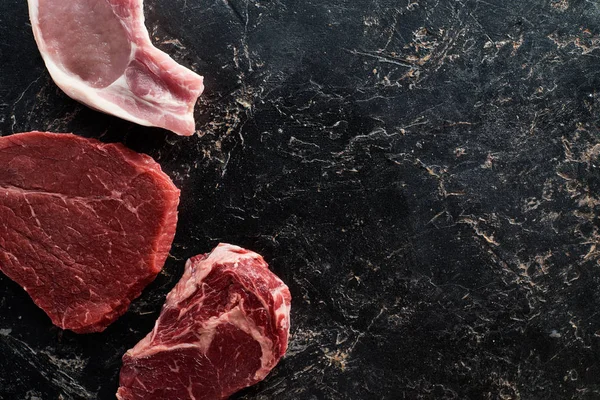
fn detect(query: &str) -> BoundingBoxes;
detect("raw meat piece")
[117,243,292,400]
[0,131,180,333]
[27,0,204,136]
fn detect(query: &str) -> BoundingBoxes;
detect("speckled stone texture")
[1,0,600,398]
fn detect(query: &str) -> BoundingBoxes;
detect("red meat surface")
[118,243,292,400]
[0,131,180,333]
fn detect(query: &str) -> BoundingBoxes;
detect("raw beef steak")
[0,132,180,333]
[27,0,204,136]
[117,243,292,400]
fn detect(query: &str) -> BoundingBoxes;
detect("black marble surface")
[1,0,600,398]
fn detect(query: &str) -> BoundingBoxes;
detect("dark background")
[1,0,600,398]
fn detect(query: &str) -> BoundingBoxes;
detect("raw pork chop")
[27,0,204,136]
[117,243,292,400]
[0,132,180,333]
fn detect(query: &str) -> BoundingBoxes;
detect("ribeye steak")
[0,132,180,333]
[27,0,204,136]
[117,243,292,400]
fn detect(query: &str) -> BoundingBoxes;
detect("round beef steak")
[0,131,180,333]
